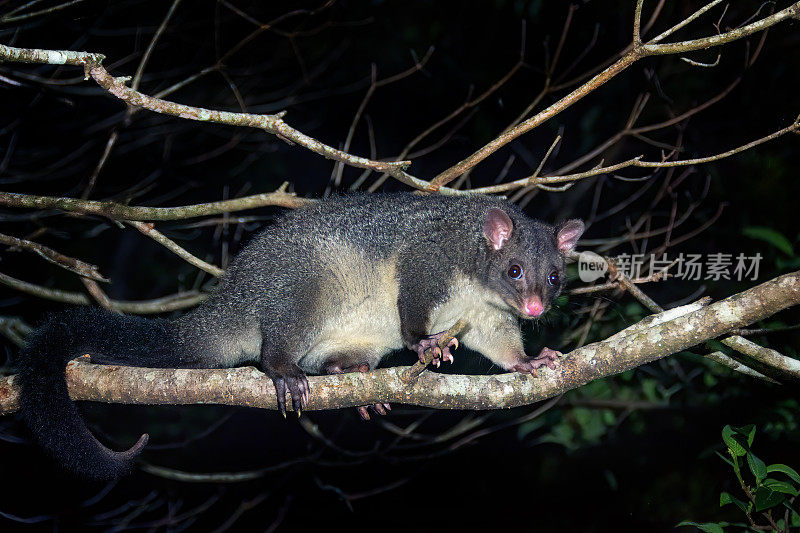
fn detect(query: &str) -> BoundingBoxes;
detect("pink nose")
[523,297,544,317]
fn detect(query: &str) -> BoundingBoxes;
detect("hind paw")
[270,364,310,417]
[323,360,390,420]
[357,403,392,420]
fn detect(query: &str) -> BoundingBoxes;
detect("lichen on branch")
[1,271,797,416]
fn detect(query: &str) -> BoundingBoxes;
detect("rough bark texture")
[1,271,798,415]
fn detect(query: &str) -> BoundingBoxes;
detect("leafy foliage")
[679,425,800,532]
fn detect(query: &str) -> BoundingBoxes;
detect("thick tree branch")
[1,271,797,416]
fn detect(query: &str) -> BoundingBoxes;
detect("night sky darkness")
[0,1,798,531]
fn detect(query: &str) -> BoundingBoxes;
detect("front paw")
[413,331,460,367]
[511,347,561,376]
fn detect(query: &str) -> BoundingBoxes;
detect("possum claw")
[414,332,460,366]
[270,364,309,417]
[511,347,561,376]
[359,403,391,420]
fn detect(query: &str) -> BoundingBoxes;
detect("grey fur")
[173,192,581,378]
[18,191,583,479]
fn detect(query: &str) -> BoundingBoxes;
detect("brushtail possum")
[16,192,584,480]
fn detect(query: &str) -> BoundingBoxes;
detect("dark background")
[0,1,798,531]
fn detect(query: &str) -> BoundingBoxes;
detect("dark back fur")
[207,193,562,339]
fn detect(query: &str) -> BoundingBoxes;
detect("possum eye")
[507,265,523,279]
[547,270,560,286]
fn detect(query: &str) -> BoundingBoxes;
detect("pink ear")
[556,219,584,253]
[483,208,514,250]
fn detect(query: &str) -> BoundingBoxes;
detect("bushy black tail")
[17,307,182,480]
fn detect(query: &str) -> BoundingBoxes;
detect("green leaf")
[776,256,800,270]
[719,492,747,513]
[539,423,578,450]
[790,509,800,527]
[732,424,756,447]
[753,485,786,511]
[767,463,800,484]
[676,521,725,533]
[641,379,659,402]
[747,452,767,483]
[722,426,747,457]
[763,478,799,496]
[572,408,608,444]
[743,226,794,256]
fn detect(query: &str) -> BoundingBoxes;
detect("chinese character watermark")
[577,252,762,282]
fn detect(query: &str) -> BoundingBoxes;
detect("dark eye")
[507,265,523,279]
[547,270,560,286]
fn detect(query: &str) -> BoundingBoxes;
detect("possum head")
[482,207,584,319]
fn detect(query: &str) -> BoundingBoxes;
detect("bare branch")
[721,335,800,379]
[82,0,182,199]
[649,0,725,44]
[1,271,797,415]
[0,272,206,314]
[128,222,225,277]
[429,2,799,186]
[0,0,87,23]
[430,52,640,187]
[600,254,790,382]
[0,42,104,66]
[466,118,800,194]
[705,351,777,382]
[644,3,800,55]
[0,232,108,282]
[131,0,182,91]
[0,316,32,348]
[633,0,645,45]
[0,44,410,177]
[0,187,309,221]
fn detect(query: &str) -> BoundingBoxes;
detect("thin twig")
[401,319,469,383]
[0,232,108,282]
[0,271,206,314]
[428,2,799,186]
[466,118,800,194]
[0,187,309,221]
[721,336,800,380]
[128,222,225,277]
